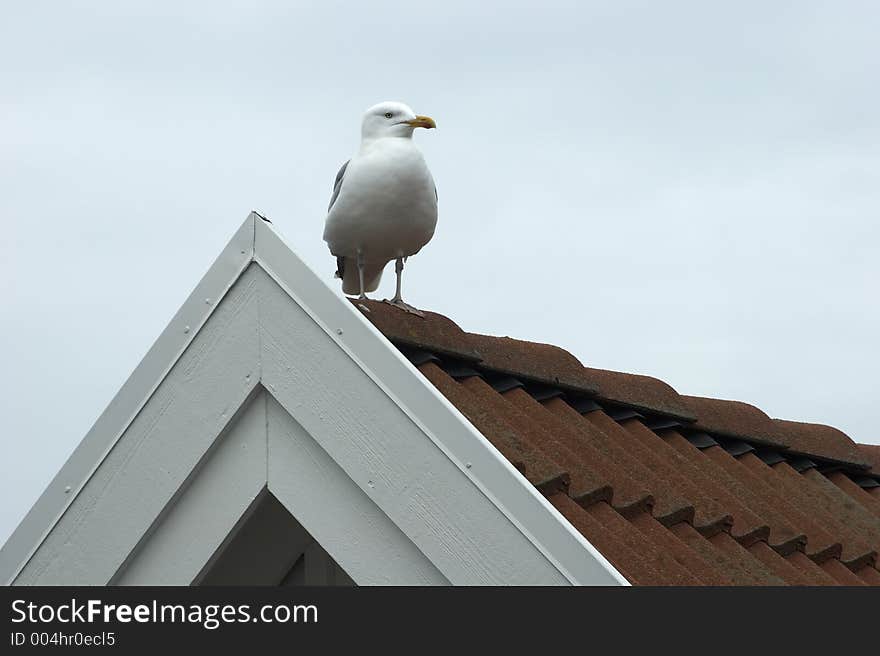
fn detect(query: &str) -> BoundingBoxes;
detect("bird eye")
[384,112,393,119]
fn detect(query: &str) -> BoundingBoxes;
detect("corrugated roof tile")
[587,411,732,534]
[857,444,880,476]
[586,502,701,585]
[821,558,867,585]
[772,419,869,469]
[417,362,570,495]
[785,551,839,585]
[825,471,880,518]
[467,333,601,396]
[628,512,733,585]
[497,387,653,514]
[543,399,696,526]
[621,419,768,545]
[460,377,613,506]
[772,463,877,568]
[660,430,804,553]
[357,301,880,585]
[854,565,880,585]
[683,396,788,449]
[577,367,695,421]
[736,451,842,561]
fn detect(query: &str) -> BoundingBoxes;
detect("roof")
[355,300,880,585]
[0,214,623,586]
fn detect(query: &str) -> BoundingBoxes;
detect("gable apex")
[1,213,624,586]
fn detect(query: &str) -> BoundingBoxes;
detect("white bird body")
[323,101,438,300]
[324,139,437,268]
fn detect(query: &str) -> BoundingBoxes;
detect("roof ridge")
[357,300,873,472]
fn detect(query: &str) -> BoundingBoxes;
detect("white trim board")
[1,213,626,586]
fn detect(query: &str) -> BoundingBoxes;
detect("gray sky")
[1,1,878,546]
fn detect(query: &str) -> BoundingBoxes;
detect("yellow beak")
[406,115,437,129]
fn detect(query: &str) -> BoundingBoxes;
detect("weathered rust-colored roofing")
[580,367,695,421]
[360,301,481,362]
[858,444,880,476]
[772,419,870,469]
[354,300,880,585]
[684,396,788,449]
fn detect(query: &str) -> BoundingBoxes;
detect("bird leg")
[357,250,368,300]
[384,257,425,316]
[393,257,404,302]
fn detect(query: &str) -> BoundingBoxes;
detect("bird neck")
[360,135,415,152]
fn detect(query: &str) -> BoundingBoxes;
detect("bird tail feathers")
[340,257,384,295]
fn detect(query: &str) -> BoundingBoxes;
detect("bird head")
[361,101,436,140]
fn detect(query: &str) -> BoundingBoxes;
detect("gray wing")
[328,160,350,211]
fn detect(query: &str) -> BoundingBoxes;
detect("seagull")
[323,101,438,315]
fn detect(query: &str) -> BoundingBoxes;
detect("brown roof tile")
[466,333,601,396]
[855,565,880,585]
[746,541,818,586]
[628,512,734,585]
[355,301,880,585]
[660,431,803,553]
[461,378,613,506]
[356,301,481,362]
[857,444,880,476]
[543,400,696,526]
[548,494,677,585]
[801,468,880,556]
[785,551,838,585]
[772,419,869,468]
[417,362,570,495]
[630,512,733,585]
[683,396,788,448]
[825,471,880,518]
[706,531,786,585]
[821,558,867,585]
[621,419,765,544]
[587,412,732,534]
[586,502,701,585]
[498,387,652,514]
[576,367,695,421]
[736,452,842,561]
[772,463,877,568]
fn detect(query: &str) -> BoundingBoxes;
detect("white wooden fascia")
[0,216,257,585]
[0,213,627,586]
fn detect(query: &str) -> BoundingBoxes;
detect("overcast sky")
[1,1,878,546]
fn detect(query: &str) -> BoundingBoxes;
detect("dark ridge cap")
[718,439,755,458]
[581,367,697,422]
[352,299,481,362]
[852,476,880,489]
[771,419,870,470]
[756,450,787,466]
[603,406,644,422]
[440,360,481,380]
[644,416,686,431]
[786,456,817,473]
[568,397,603,414]
[856,444,880,476]
[683,396,789,449]
[397,346,439,367]
[486,374,525,394]
[685,432,720,450]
